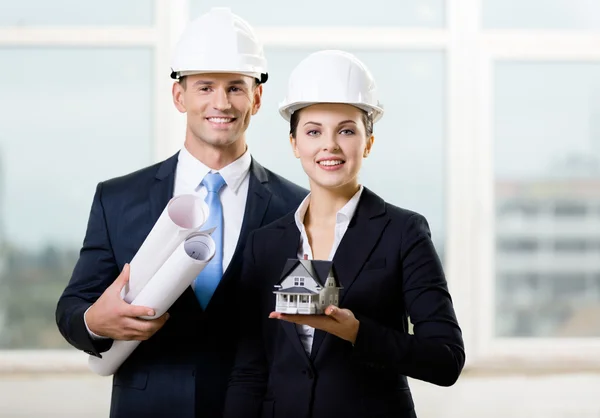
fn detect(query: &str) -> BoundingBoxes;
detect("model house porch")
[274,287,319,314]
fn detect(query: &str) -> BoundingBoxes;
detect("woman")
[224,50,464,418]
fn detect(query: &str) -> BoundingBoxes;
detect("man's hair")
[179,76,188,89]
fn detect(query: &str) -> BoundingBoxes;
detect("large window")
[1,0,599,371]
[473,0,600,361]
[0,47,154,348]
[493,62,600,339]
[483,0,600,29]
[0,1,155,26]
[190,0,445,27]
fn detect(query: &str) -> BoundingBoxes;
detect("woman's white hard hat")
[279,50,383,122]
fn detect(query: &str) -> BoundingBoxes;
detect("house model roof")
[277,258,341,288]
[274,286,318,295]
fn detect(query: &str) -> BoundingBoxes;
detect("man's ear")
[251,83,263,115]
[172,81,187,113]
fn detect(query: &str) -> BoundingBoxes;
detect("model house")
[273,258,342,314]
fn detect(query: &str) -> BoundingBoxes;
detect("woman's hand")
[269,305,359,344]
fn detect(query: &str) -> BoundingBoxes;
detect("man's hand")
[269,305,359,344]
[85,264,169,341]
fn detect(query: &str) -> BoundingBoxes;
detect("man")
[55,8,307,418]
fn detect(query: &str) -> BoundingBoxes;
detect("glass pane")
[190,0,445,27]
[0,47,154,348]
[0,1,154,26]
[483,0,600,29]
[494,61,600,338]
[247,49,446,256]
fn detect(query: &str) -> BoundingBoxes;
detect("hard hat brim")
[170,69,268,83]
[279,101,384,123]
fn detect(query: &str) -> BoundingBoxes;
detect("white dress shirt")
[86,146,251,339]
[174,145,251,275]
[294,186,364,355]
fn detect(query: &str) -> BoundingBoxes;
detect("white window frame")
[3,0,600,373]
[472,29,600,369]
[0,0,187,373]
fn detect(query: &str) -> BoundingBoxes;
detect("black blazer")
[55,152,307,418]
[225,187,465,418]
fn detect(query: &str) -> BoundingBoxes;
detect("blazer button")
[306,369,314,379]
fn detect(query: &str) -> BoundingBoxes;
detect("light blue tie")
[194,172,226,309]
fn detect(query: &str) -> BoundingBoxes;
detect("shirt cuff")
[84,306,109,340]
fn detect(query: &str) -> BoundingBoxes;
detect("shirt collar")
[294,185,364,232]
[177,145,251,193]
[337,185,364,223]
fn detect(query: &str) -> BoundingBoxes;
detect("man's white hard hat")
[170,7,268,83]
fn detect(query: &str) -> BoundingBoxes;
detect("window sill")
[2,349,600,377]
[464,355,600,376]
[0,350,89,374]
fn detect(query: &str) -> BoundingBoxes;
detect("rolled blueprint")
[89,232,216,376]
[122,194,209,303]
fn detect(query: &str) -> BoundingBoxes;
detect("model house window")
[294,277,305,286]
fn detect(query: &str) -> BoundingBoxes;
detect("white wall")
[1,372,599,418]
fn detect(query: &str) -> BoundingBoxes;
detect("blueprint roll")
[89,232,216,376]
[122,194,209,303]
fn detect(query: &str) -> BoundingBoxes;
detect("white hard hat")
[170,7,268,83]
[278,50,383,122]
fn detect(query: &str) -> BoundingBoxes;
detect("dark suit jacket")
[224,187,465,418]
[55,152,307,418]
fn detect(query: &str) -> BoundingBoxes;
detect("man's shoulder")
[100,153,178,198]
[252,160,308,201]
[102,162,159,188]
[253,211,295,237]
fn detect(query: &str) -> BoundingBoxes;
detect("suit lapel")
[310,187,389,360]
[227,160,272,275]
[148,153,178,225]
[277,222,314,367]
[207,159,272,309]
[331,187,389,298]
[281,318,313,368]
[241,166,312,367]
[147,152,202,311]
